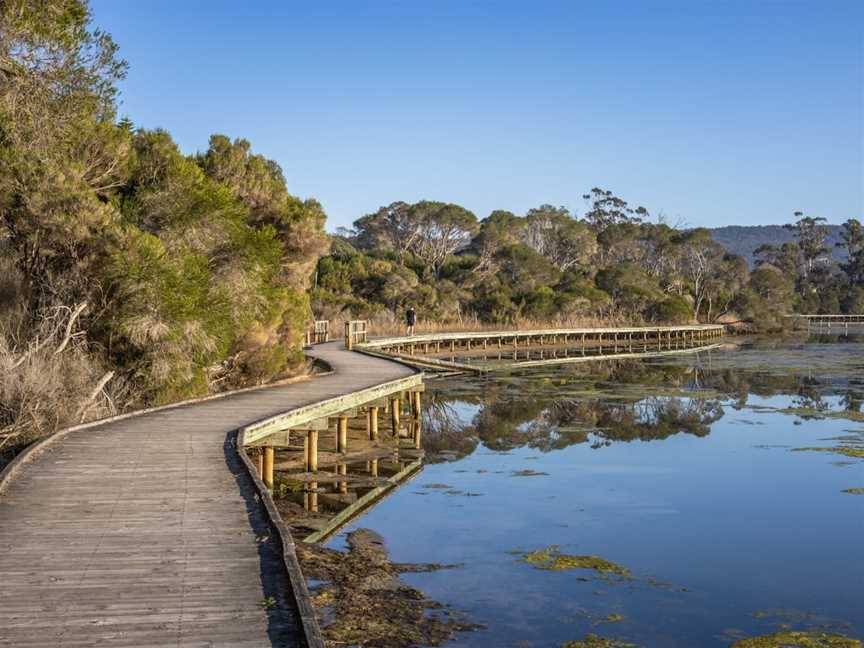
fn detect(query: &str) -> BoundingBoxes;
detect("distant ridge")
[709,224,846,266]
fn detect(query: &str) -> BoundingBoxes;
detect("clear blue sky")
[91,0,862,231]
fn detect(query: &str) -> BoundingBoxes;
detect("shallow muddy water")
[325,335,864,647]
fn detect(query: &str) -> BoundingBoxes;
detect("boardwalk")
[0,342,414,648]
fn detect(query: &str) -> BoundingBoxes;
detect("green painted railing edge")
[243,373,423,445]
[236,427,326,648]
[303,458,424,544]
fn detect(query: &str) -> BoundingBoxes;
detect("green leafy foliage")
[1,1,327,426]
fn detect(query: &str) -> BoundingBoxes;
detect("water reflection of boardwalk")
[0,342,415,648]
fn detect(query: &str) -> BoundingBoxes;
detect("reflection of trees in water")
[473,396,724,454]
[422,356,862,462]
[421,396,480,461]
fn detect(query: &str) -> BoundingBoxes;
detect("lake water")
[325,335,864,647]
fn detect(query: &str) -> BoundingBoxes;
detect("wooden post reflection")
[390,397,401,436]
[305,482,318,512]
[370,458,378,477]
[338,463,348,495]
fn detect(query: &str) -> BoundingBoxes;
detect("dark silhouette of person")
[406,306,416,336]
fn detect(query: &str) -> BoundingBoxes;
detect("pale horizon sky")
[91,0,863,231]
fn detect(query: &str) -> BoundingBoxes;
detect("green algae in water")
[730,631,862,648]
[519,546,631,577]
[792,447,864,460]
[777,408,864,423]
[511,469,550,477]
[842,488,864,495]
[561,635,636,648]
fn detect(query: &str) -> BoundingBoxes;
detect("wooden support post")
[256,449,264,479]
[411,390,422,418]
[413,418,422,449]
[337,415,348,453]
[370,458,379,477]
[306,430,318,472]
[263,447,274,489]
[368,406,379,440]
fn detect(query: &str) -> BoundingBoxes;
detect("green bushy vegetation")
[0,0,326,454]
[2,1,861,461]
[313,195,863,329]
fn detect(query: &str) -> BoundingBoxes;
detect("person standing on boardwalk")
[406,306,417,336]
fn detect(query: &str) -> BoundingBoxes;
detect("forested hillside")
[710,225,846,265]
[1,1,327,456]
[313,200,863,331]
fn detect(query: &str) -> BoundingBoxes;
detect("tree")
[784,211,829,283]
[838,218,864,286]
[353,201,419,263]
[523,205,597,272]
[678,229,727,319]
[582,187,647,232]
[471,210,525,277]
[407,201,478,278]
[0,0,130,304]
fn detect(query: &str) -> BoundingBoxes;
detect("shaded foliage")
[1,1,326,454]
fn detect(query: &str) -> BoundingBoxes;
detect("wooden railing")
[344,320,368,350]
[305,320,330,345]
[787,314,864,327]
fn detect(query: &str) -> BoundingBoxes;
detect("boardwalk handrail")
[359,324,724,349]
[305,320,330,345]
[785,313,864,320]
[344,319,368,350]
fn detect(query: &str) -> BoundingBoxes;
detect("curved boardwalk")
[0,342,414,648]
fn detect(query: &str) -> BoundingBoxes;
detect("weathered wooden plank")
[0,341,417,648]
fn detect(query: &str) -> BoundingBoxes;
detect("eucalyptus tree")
[838,218,864,285]
[784,212,830,282]
[409,201,479,278]
[523,205,597,272]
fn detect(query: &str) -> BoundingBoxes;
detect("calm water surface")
[327,336,864,647]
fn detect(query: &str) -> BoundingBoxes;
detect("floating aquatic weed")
[778,408,864,423]
[297,529,481,647]
[561,634,636,648]
[511,469,549,477]
[792,447,864,460]
[421,483,453,489]
[518,546,631,577]
[841,488,864,494]
[729,630,862,648]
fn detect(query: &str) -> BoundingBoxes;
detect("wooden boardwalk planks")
[0,342,414,648]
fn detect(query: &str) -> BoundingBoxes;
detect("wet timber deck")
[0,342,415,648]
